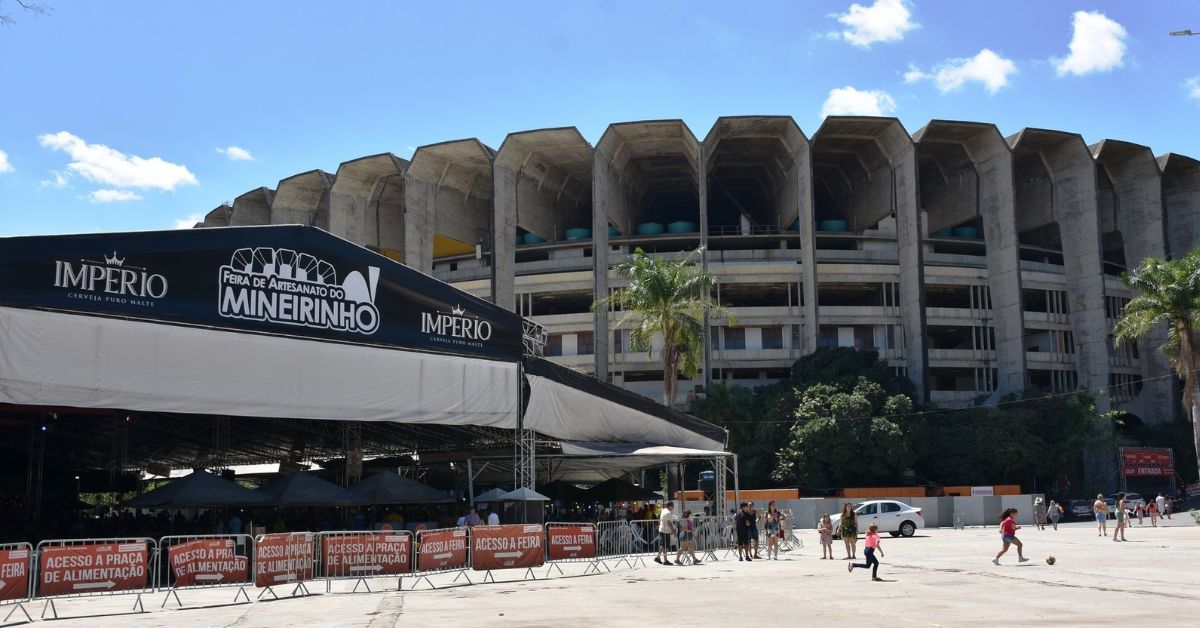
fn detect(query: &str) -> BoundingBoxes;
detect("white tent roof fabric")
[0,306,518,426]
[524,373,725,451]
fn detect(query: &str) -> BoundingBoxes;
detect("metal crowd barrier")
[157,534,255,608]
[471,524,545,583]
[543,522,604,577]
[410,527,472,590]
[780,509,803,552]
[253,532,315,599]
[690,516,726,562]
[317,530,413,594]
[1,542,34,623]
[34,536,157,619]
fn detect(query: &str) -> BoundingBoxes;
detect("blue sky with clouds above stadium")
[0,0,1197,235]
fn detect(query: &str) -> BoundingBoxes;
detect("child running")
[992,507,1029,565]
[818,514,834,559]
[847,523,884,581]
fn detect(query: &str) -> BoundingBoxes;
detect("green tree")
[596,246,723,406]
[1113,250,1200,477]
[773,378,914,488]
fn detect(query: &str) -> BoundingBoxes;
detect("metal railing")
[411,527,472,590]
[253,532,315,599]
[318,530,413,593]
[34,536,158,619]
[544,522,604,577]
[1,542,33,623]
[157,534,254,608]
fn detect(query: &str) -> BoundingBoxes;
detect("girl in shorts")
[764,509,782,559]
[847,523,884,581]
[992,507,1029,565]
[674,511,701,565]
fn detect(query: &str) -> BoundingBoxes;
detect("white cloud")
[216,146,254,161]
[1187,77,1200,103]
[834,0,918,48]
[37,131,198,191]
[1054,11,1127,76]
[173,212,205,229]
[40,171,69,188]
[820,86,897,117]
[89,189,142,203]
[0,149,12,173]
[904,49,1017,94]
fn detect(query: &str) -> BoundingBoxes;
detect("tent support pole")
[732,454,740,512]
[468,458,475,505]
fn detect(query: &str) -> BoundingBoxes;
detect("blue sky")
[1,1,1197,236]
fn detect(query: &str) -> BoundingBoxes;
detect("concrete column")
[885,131,929,400]
[492,165,518,311]
[592,153,614,380]
[228,188,273,226]
[402,178,435,274]
[968,129,1026,394]
[1094,141,1173,423]
[793,133,819,354]
[328,154,407,258]
[698,142,711,390]
[270,170,333,230]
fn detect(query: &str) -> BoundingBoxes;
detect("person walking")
[1157,493,1171,520]
[1113,493,1128,542]
[847,523,884,581]
[992,507,1029,565]
[1047,500,1063,530]
[1034,497,1047,531]
[1164,494,1173,519]
[654,501,678,565]
[1134,501,1145,527]
[767,500,786,549]
[1148,500,1159,527]
[1093,493,1109,536]
[674,511,701,565]
[818,514,835,559]
[838,503,858,560]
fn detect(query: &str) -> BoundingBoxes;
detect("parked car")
[829,500,925,537]
[1067,499,1094,519]
[1110,492,1146,511]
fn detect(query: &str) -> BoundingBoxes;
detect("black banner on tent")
[0,226,522,361]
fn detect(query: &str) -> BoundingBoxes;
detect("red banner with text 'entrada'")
[1120,448,1174,477]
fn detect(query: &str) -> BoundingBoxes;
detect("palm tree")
[1113,249,1200,475]
[596,246,725,407]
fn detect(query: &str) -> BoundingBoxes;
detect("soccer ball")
[1046,555,1056,565]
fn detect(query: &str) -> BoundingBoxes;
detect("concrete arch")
[702,115,817,357]
[593,120,701,379]
[494,127,593,311]
[228,187,274,226]
[330,153,408,261]
[915,120,1025,395]
[1008,128,1109,407]
[271,170,334,229]
[201,205,230,228]
[812,116,925,398]
[1092,140,1173,423]
[1158,153,1200,260]
[405,139,496,278]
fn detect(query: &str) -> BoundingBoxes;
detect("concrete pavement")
[14,517,1198,627]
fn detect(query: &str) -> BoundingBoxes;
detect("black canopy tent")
[582,478,662,502]
[349,471,454,505]
[255,471,362,507]
[125,470,272,508]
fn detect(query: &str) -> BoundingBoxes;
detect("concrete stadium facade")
[196,116,1200,424]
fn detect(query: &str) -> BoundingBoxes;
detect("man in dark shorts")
[734,502,753,561]
[748,501,761,559]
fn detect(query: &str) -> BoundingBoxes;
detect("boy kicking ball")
[993,507,1029,565]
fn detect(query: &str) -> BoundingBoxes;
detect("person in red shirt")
[847,523,884,581]
[992,507,1029,565]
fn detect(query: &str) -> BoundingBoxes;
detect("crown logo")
[104,251,125,267]
[451,305,465,316]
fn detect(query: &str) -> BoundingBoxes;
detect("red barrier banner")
[471,524,544,571]
[547,524,596,560]
[0,549,30,601]
[254,533,314,588]
[322,533,411,576]
[167,539,249,588]
[1120,448,1174,477]
[38,542,150,597]
[416,529,468,572]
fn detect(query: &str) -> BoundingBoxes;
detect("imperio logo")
[421,304,493,348]
[218,247,380,335]
[53,251,168,307]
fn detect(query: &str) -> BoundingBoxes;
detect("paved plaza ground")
[10,517,1198,627]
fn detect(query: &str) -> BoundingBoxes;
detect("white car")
[830,500,925,537]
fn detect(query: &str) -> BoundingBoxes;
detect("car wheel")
[899,521,916,537]
[888,531,900,537]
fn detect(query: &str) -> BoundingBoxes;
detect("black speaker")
[220,469,236,481]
